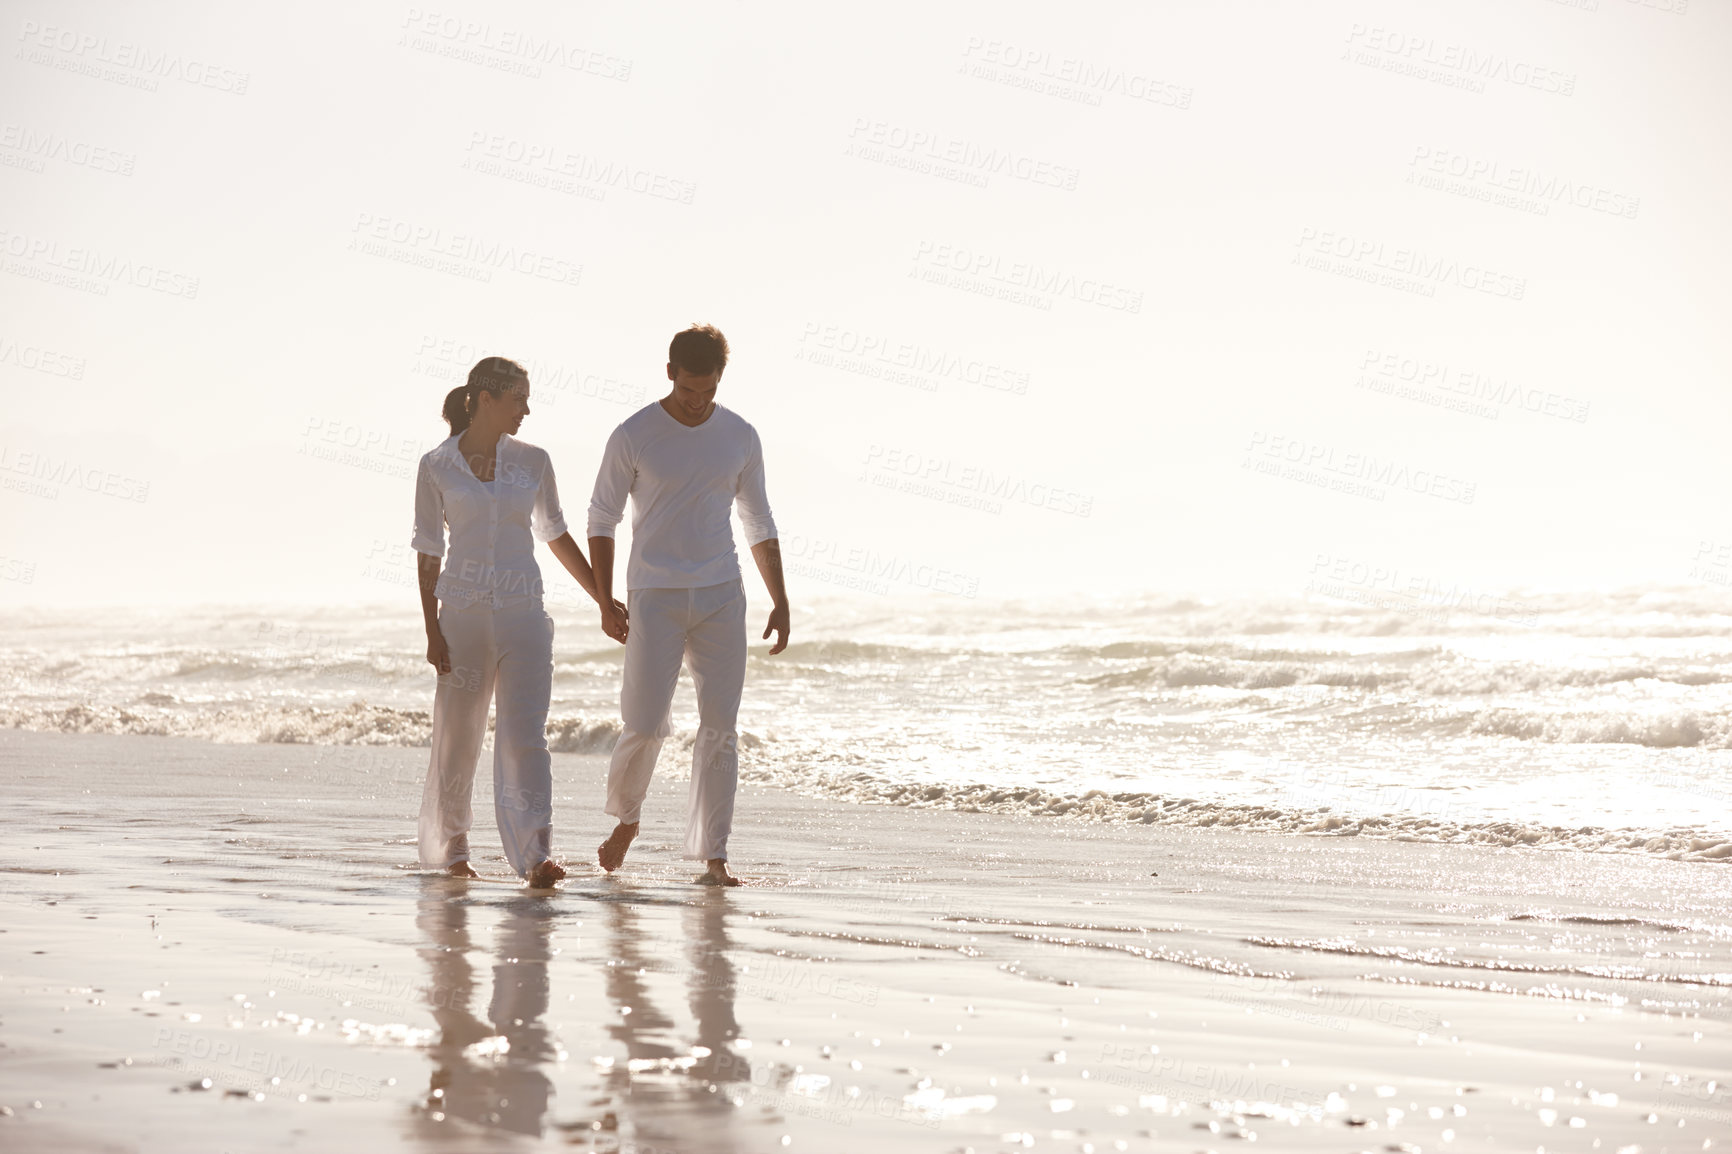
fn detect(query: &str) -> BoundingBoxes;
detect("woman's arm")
[412,456,451,674]
[418,552,451,674]
[546,532,626,619]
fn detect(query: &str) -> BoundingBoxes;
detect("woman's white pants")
[605,580,747,861]
[418,600,555,877]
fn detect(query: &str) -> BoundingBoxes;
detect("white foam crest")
[734,758,1732,864]
[1468,708,1732,750]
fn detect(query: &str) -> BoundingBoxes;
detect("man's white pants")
[418,600,556,877]
[605,579,747,861]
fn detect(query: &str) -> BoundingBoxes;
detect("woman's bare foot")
[446,861,479,879]
[525,859,566,889]
[597,822,638,873]
[700,859,742,887]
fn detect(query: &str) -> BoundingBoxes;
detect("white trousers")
[418,600,555,877]
[605,579,747,861]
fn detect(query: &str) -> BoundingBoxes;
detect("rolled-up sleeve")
[734,426,777,546]
[531,451,569,542]
[586,425,633,539]
[411,455,446,557]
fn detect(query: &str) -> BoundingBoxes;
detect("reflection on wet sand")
[414,883,558,1140]
[410,882,761,1152]
[596,890,752,1154]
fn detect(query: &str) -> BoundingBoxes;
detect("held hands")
[599,600,629,644]
[762,603,790,655]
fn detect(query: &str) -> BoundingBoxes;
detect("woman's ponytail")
[442,386,472,435]
[442,356,528,435]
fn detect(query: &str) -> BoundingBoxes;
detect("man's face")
[667,364,719,418]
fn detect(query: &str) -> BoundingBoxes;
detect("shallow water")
[2,588,1730,859]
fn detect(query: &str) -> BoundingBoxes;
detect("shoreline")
[2,709,1728,864]
[1,729,1729,1151]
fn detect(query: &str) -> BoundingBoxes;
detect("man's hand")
[600,601,629,644]
[762,603,789,655]
[750,538,790,655]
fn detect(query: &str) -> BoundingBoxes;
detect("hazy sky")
[3,0,1727,607]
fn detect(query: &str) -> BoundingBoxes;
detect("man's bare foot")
[699,858,742,887]
[597,822,639,873]
[525,859,566,888]
[446,861,479,879]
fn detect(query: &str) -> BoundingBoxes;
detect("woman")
[412,356,622,887]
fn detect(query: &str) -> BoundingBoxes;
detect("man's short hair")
[669,323,729,377]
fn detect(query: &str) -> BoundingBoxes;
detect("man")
[587,323,789,886]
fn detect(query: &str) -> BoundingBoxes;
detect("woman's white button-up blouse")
[412,433,568,609]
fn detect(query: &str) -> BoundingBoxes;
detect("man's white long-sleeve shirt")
[586,401,777,591]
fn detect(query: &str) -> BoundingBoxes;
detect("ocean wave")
[1467,708,1732,749]
[1083,656,1391,691]
[0,703,691,759]
[4,701,1728,861]
[734,762,1732,864]
[0,702,435,745]
[1242,935,1732,987]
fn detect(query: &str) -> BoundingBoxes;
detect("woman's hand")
[599,601,628,645]
[427,627,453,675]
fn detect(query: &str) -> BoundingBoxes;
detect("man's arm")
[750,538,789,655]
[589,536,626,643]
[587,426,632,643]
[735,425,787,654]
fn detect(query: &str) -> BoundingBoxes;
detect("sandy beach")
[1,728,1727,1152]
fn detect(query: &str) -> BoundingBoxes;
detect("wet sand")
[1,729,1728,1152]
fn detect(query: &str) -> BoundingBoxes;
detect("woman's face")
[480,378,531,434]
